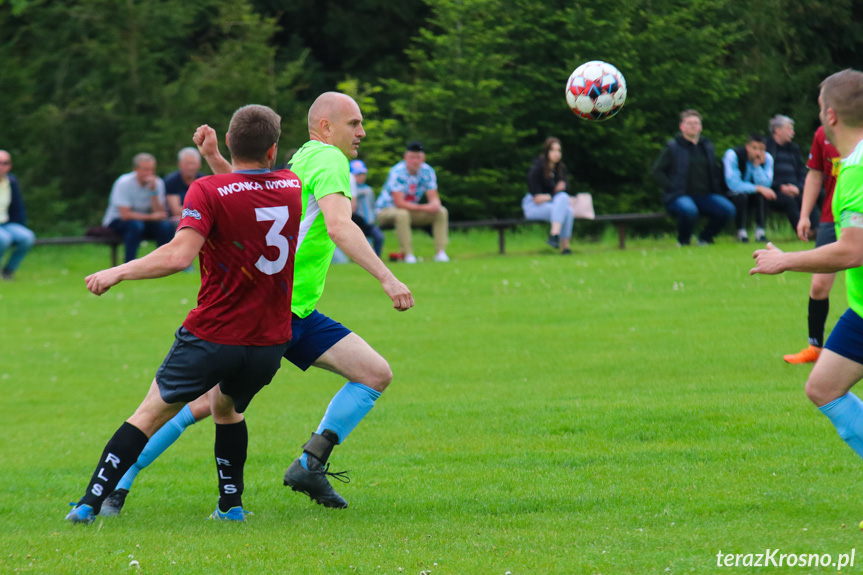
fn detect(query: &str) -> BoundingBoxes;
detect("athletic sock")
[819,392,863,459]
[78,422,149,513]
[116,404,197,491]
[215,420,247,512]
[808,297,830,347]
[299,382,381,470]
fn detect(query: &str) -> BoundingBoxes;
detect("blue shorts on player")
[283,310,352,371]
[824,308,863,365]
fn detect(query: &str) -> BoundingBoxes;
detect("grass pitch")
[1,228,860,574]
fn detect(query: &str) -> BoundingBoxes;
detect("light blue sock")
[115,404,198,491]
[300,382,381,470]
[819,392,863,459]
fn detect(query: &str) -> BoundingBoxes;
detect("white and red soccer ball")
[565,61,627,121]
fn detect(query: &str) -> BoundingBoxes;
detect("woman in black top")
[522,137,574,254]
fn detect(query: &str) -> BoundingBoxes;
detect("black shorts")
[156,326,287,413]
[815,222,837,248]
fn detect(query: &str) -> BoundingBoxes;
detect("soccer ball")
[565,61,627,121]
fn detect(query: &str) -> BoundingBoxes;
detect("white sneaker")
[433,251,450,263]
[404,254,417,264]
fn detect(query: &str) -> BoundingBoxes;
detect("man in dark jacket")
[652,110,736,246]
[765,114,816,232]
[0,150,36,280]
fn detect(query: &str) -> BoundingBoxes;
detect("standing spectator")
[103,153,175,263]
[765,114,814,231]
[652,110,736,246]
[723,134,774,243]
[0,150,35,280]
[783,126,842,364]
[350,159,385,257]
[375,141,450,263]
[522,137,575,254]
[164,147,204,221]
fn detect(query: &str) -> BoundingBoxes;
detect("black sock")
[808,297,830,347]
[79,422,149,512]
[215,420,247,512]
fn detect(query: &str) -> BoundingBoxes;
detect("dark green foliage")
[1,0,862,231]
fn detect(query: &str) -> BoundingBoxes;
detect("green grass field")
[2,227,862,574]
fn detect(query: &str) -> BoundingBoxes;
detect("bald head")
[308,92,358,131]
[308,92,366,159]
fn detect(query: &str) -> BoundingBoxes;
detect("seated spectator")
[0,150,35,280]
[652,109,735,246]
[765,114,817,232]
[350,159,385,257]
[164,147,204,222]
[375,141,449,263]
[103,153,174,262]
[723,134,774,243]
[522,137,574,254]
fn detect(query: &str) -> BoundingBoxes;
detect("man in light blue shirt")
[376,141,449,263]
[724,134,775,243]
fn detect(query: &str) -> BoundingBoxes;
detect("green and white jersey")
[833,139,863,317]
[288,140,352,318]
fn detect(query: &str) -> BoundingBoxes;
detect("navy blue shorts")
[283,310,352,371]
[824,308,863,365]
[156,326,287,413]
[815,222,837,248]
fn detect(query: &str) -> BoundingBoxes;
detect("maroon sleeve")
[177,181,213,238]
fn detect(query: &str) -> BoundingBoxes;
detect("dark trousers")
[108,219,175,262]
[765,192,819,233]
[729,193,766,230]
[351,213,385,257]
[665,194,736,245]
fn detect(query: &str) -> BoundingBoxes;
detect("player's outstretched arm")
[751,229,863,276]
[193,125,232,175]
[317,192,414,311]
[85,228,205,295]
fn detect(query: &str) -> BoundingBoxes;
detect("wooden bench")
[448,212,667,254]
[34,235,123,266]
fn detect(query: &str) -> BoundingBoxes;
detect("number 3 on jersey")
[255,206,291,275]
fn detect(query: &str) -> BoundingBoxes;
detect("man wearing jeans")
[103,153,175,262]
[375,141,449,263]
[0,150,36,280]
[652,109,736,246]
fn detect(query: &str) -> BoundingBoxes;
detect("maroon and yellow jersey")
[807,126,842,224]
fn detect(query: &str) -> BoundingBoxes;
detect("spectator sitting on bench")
[522,137,574,255]
[0,150,36,280]
[164,147,204,223]
[375,141,449,263]
[103,153,174,262]
[350,159,385,257]
[723,133,774,243]
[652,109,736,246]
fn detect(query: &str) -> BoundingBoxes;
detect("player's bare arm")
[751,228,863,276]
[798,169,825,241]
[86,228,205,295]
[194,125,231,175]
[318,192,414,311]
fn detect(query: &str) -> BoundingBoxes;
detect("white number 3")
[254,206,291,275]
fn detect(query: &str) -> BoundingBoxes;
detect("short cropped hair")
[769,114,794,135]
[227,105,282,162]
[177,147,201,163]
[132,153,156,168]
[680,109,702,122]
[747,133,767,145]
[820,69,863,128]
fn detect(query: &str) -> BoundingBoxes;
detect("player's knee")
[810,279,832,300]
[364,360,393,392]
[805,378,834,407]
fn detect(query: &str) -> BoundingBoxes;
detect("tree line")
[2,0,861,235]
